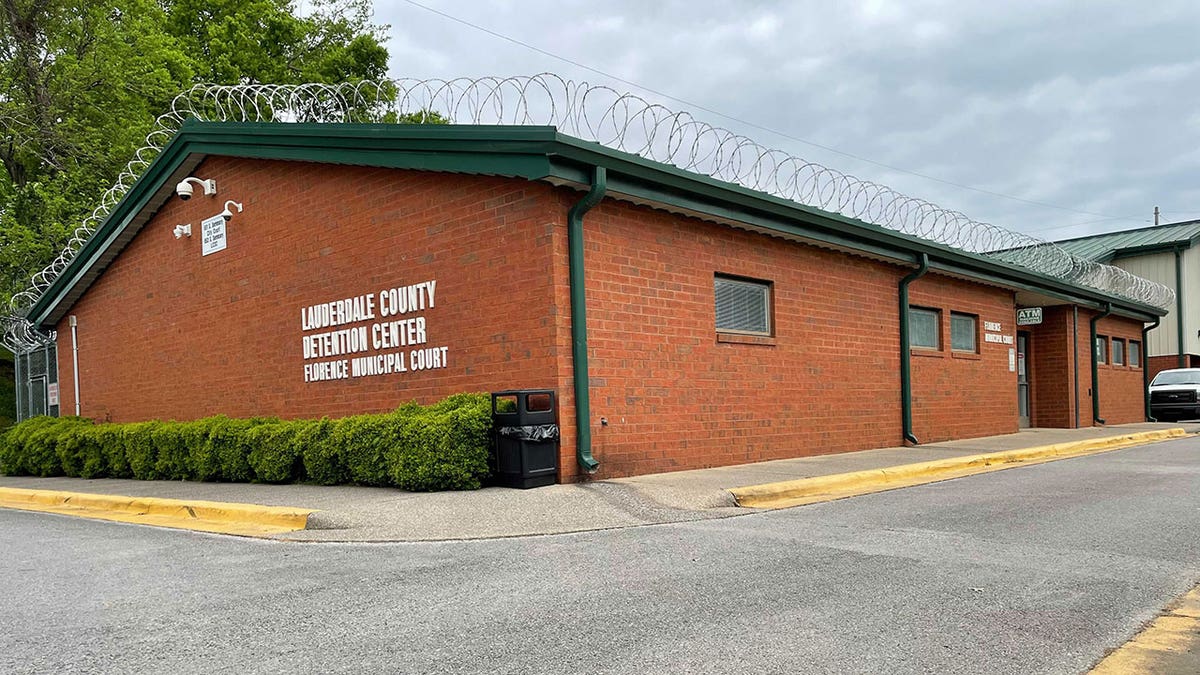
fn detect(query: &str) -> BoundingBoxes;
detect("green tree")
[0,0,390,309]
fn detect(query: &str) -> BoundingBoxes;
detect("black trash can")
[490,390,559,489]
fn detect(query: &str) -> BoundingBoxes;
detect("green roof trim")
[27,121,1167,326]
[1051,220,1200,262]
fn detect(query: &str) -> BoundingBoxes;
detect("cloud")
[375,0,1200,239]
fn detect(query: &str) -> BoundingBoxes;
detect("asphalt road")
[3,438,1200,674]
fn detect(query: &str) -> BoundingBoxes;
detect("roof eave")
[28,121,1168,327]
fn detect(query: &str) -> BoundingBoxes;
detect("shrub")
[246,422,305,484]
[299,418,345,485]
[4,417,92,477]
[124,421,161,480]
[337,411,404,487]
[81,425,124,479]
[0,392,497,491]
[216,418,274,483]
[1,417,69,475]
[152,422,194,481]
[56,420,100,477]
[186,416,268,482]
[183,416,223,482]
[390,394,490,491]
[95,423,132,479]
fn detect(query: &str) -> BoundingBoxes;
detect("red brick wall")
[56,158,566,427]
[1091,313,1149,425]
[1027,306,1078,428]
[908,277,1018,442]
[562,191,1018,479]
[52,155,1154,483]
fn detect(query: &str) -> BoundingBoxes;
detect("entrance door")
[1017,332,1030,428]
[28,376,47,418]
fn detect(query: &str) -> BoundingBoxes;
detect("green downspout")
[1176,248,1186,368]
[1144,316,1160,422]
[567,166,606,474]
[1090,302,1113,425]
[899,253,929,445]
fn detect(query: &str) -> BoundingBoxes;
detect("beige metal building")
[1052,220,1200,377]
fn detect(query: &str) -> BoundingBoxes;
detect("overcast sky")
[371,0,1200,242]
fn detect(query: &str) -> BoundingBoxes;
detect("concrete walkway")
[1,421,1196,542]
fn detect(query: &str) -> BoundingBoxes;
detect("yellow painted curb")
[0,487,313,537]
[730,428,1190,509]
[1091,584,1200,674]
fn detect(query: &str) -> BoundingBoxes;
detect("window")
[715,275,771,335]
[1095,335,1108,364]
[1130,341,1141,368]
[909,307,940,349]
[1112,338,1125,366]
[950,312,978,352]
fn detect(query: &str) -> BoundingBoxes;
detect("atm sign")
[1017,307,1043,326]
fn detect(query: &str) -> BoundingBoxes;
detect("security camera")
[175,177,216,201]
[220,200,243,221]
[172,224,192,239]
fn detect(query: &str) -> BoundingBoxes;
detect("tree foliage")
[0,0,390,307]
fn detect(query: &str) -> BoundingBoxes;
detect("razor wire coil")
[2,74,1175,351]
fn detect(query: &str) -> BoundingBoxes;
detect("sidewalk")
[1,422,1196,542]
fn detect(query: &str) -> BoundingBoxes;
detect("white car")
[1149,368,1200,421]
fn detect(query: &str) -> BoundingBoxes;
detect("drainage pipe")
[898,253,929,445]
[1072,306,1080,428]
[1143,316,1160,422]
[1175,248,1186,368]
[1090,302,1113,425]
[69,315,80,416]
[567,166,607,474]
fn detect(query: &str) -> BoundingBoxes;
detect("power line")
[1032,214,1149,234]
[400,0,1145,224]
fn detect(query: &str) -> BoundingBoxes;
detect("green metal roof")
[26,121,1168,326]
[1052,220,1200,262]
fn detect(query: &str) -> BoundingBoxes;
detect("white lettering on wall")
[299,280,447,382]
[983,320,1013,345]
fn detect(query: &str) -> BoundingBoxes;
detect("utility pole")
[1155,205,1160,226]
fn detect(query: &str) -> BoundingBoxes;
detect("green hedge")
[0,393,493,491]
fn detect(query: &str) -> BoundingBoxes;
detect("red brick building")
[23,122,1164,481]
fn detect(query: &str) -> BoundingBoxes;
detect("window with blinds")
[950,312,977,352]
[715,275,771,335]
[909,307,940,349]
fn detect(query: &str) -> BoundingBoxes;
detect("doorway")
[1017,331,1031,428]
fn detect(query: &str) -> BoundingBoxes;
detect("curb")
[730,428,1190,509]
[0,487,313,537]
[1090,582,1200,673]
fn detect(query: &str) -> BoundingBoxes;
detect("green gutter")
[1090,302,1113,425]
[1110,241,1195,261]
[1176,248,1186,368]
[548,146,1166,319]
[898,253,929,445]
[29,122,1167,329]
[1073,307,1080,428]
[567,166,606,474]
[1144,316,1161,421]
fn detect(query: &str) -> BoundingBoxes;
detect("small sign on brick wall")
[1017,307,1043,326]
[201,214,227,256]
